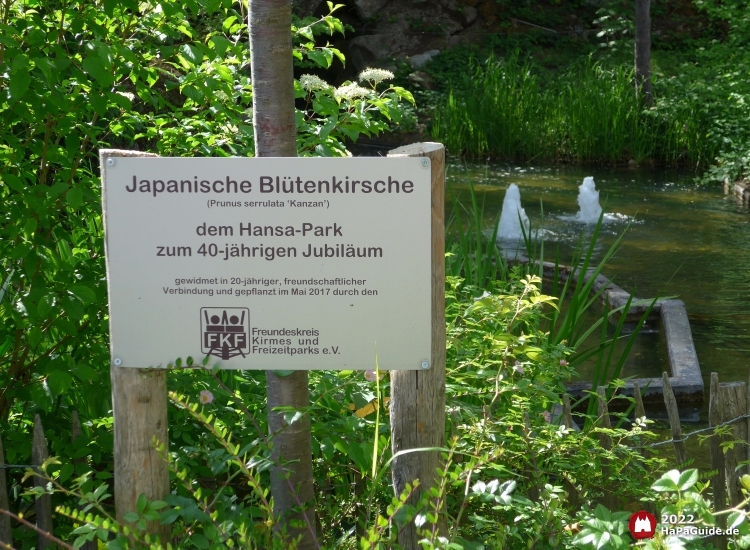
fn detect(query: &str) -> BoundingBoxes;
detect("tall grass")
[432,54,713,166]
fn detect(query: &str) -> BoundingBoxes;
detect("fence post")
[596,387,617,510]
[0,434,12,546]
[33,415,53,549]
[709,373,727,550]
[388,142,446,549]
[662,372,686,466]
[746,370,750,476]
[562,395,575,430]
[633,382,646,421]
[101,149,170,544]
[718,381,747,507]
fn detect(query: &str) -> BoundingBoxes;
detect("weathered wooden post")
[101,149,170,543]
[596,387,617,510]
[709,373,727,550]
[32,415,53,549]
[633,382,646,421]
[718,381,747,507]
[0,435,12,546]
[388,142,446,549]
[662,372,686,466]
[562,394,575,430]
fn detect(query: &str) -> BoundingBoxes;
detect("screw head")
[421,158,429,167]
[421,360,429,369]
[107,158,115,166]
[114,358,122,366]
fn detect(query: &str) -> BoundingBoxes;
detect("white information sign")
[102,157,432,370]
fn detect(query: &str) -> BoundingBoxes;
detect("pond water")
[447,162,750,424]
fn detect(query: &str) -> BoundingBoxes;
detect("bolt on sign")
[101,157,432,370]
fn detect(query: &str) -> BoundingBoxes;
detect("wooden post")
[633,382,646,421]
[718,382,747,507]
[662,372,686,466]
[709,373,727,550]
[72,412,96,550]
[746,370,750,476]
[633,382,647,456]
[596,387,617,510]
[0,434,12,546]
[32,415,53,549]
[101,149,170,544]
[562,395,575,430]
[388,142,446,549]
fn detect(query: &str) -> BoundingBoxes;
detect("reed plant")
[432,54,714,166]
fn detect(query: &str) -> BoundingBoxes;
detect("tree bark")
[635,0,652,105]
[249,2,317,548]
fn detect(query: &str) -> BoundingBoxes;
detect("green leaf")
[9,244,31,260]
[123,512,139,523]
[190,534,209,549]
[677,469,699,491]
[103,0,117,16]
[209,35,232,57]
[9,67,31,100]
[28,327,43,349]
[67,187,84,209]
[23,218,37,236]
[136,493,148,514]
[652,469,681,492]
[59,463,75,483]
[37,294,54,318]
[90,94,108,116]
[47,370,73,397]
[307,49,333,68]
[179,44,203,66]
[69,285,97,305]
[82,56,114,88]
[1,174,25,192]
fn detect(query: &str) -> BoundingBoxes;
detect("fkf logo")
[200,308,249,360]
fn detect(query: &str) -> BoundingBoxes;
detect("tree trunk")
[635,0,652,105]
[249,2,317,548]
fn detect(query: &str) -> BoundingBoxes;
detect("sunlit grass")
[432,54,716,166]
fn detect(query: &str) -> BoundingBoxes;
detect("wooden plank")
[719,382,746,507]
[101,149,170,544]
[709,373,727,550]
[71,412,96,550]
[33,415,53,549]
[0,434,12,546]
[388,142,446,549]
[662,372,686,466]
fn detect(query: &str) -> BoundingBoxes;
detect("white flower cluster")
[358,68,395,85]
[334,83,372,101]
[299,74,331,92]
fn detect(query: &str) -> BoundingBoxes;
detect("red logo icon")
[628,510,657,539]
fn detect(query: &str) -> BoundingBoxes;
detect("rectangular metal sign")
[102,156,432,370]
